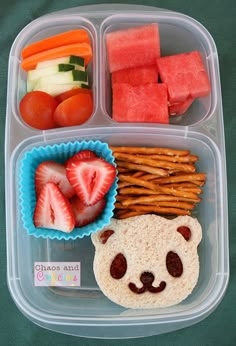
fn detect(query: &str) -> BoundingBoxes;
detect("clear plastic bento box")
[5,4,229,339]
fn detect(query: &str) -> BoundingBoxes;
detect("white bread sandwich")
[91,214,202,309]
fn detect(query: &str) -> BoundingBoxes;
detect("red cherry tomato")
[55,88,92,103]
[19,91,58,130]
[53,93,93,127]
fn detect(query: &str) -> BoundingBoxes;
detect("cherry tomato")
[55,88,92,103]
[19,91,58,130]
[53,93,93,127]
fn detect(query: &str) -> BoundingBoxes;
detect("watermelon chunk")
[169,97,194,116]
[106,24,160,73]
[112,83,169,124]
[157,51,211,103]
[112,65,158,87]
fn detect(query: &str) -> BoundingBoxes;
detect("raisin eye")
[110,253,127,279]
[166,251,183,277]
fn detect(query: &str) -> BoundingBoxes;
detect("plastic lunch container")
[5,4,229,339]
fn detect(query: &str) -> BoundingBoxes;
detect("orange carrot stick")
[21,43,92,71]
[21,29,91,59]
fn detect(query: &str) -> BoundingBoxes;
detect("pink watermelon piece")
[112,65,158,87]
[112,83,169,124]
[157,51,211,103]
[169,97,194,116]
[106,24,160,73]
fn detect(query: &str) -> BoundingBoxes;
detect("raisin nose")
[140,272,154,286]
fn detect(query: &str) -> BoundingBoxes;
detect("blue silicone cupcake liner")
[19,140,118,240]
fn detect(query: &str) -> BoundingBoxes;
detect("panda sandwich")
[91,214,202,309]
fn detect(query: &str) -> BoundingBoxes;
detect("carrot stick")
[21,43,92,71]
[21,29,91,59]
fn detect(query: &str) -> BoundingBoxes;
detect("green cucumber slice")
[38,70,88,85]
[33,81,84,97]
[36,55,85,71]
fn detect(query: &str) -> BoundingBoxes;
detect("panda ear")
[177,226,191,241]
[91,229,115,247]
[99,229,115,244]
[175,217,202,247]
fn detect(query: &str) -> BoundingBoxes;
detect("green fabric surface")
[1,0,235,345]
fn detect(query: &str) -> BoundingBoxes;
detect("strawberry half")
[71,149,97,161]
[33,182,75,233]
[66,157,116,206]
[71,196,106,227]
[65,149,97,167]
[35,160,75,199]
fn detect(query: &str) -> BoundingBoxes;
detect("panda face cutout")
[92,215,202,309]
[109,249,183,294]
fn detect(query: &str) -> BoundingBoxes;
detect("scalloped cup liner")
[19,140,118,240]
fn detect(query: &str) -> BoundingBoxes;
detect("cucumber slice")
[27,80,35,93]
[33,80,85,97]
[36,55,85,71]
[38,70,88,85]
[81,84,90,89]
[68,56,85,66]
[27,64,76,92]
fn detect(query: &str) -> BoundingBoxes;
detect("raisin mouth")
[128,272,166,294]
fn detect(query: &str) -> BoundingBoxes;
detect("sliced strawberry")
[35,160,75,199]
[33,182,75,233]
[71,196,106,227]
[65,150,97,167]
[66,157,116,206]
[72,149,97,160]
